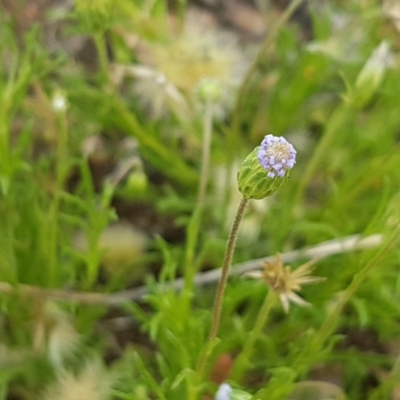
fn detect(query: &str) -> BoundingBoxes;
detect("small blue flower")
[257,134,296,179]
[237,134,297,199]
[215,383,232,400]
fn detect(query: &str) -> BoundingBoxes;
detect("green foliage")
[1,0,400,399]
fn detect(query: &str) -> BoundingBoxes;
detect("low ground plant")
[1,1,400,399]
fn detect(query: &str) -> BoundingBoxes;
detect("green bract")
[237,147,289,199]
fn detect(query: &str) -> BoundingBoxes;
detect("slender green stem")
[183,205,202,295]
[293,102,353,205]
[111,97,197,186]
[93,28,198,187]
[0,201,17,283]
[293,224,400,373]
[185,102,215,400]
[231,0,305,138]
[311,236,394,349]
[0,59,20,283]
[0,94,12,184]
[176,0,187,31]
[47,108,69,287]
[231,289,277,381]
[198,98,214,206]
[94,32,110,84]
[208,197,249,344]
[196,196,250,376]
[183,99,214,294]
[368,347,400,399]
[0,384,6,400]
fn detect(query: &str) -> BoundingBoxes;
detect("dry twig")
[0,234,382,307]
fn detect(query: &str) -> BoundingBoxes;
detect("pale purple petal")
[257,135,296,179]
[215,383,232,400]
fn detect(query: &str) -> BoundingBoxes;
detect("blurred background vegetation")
[1,0,400,399]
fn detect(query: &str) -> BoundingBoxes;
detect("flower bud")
[350,41,390,107]
[237,135,296,199]
[197,78,223,103]
[119,170,148,199]
[51,90,68,113]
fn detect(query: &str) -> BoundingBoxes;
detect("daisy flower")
[246,254,324,313]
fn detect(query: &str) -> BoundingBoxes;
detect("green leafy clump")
[1,1,400,400]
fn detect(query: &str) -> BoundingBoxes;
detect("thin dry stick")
[0,282,113,305]
[113,233,382,302]
[0,234,382,307]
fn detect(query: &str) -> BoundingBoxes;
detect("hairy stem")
[196,196,250,376]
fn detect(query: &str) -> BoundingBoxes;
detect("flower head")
[197,78,223,104]
[237,135,296,199]
[45,304,81,368]
[112,64,189,119]
[43,360,112,400]
[151,26,243,95]
[215,383,233,400]
[258,135,297,178]
[246,254,324,313]
[131,21,247,119]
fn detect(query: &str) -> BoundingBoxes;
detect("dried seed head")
[245,254,324,313]
[43,360,112,400]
